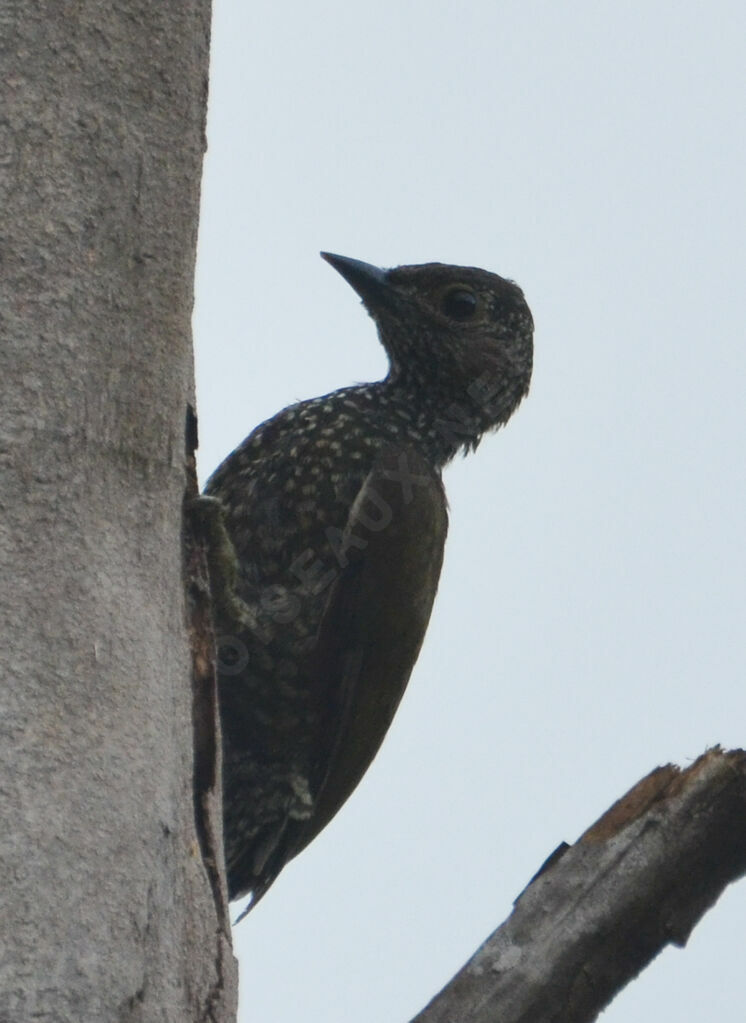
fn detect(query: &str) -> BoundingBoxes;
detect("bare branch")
[412,747,746,1023]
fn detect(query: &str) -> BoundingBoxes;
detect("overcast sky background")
[193,2,746,1020]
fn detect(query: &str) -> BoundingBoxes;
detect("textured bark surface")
[0,3,237,1021]
[412,748,746,1023]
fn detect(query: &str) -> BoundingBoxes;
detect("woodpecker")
[205,253,534,907]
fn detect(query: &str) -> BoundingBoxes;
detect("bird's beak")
[321,252,393,311]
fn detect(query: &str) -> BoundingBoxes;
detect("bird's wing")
[291,444,449,858]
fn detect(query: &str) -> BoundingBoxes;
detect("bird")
[204,252,534,909]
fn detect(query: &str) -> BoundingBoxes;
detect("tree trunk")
[0,3,237,1020]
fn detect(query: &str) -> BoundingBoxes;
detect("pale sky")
[194,2,746,1020]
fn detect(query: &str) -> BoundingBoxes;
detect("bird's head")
[322,253,533,450]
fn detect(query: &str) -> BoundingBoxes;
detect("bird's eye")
[441,287,478,321]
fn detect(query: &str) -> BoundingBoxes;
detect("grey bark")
[411,748,746,1023]
[0,3,237,1021]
